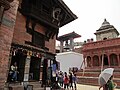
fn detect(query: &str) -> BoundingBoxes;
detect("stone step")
[76,72,120,78]
[33,84,41,88]
[8,85,24,90]
[29,81,41,84]
[8,82,21,86]
[76,68,120,78]
[28,81,44,90]
[79,67,120,72]
[33,88,44,90]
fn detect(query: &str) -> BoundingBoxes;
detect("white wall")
[56,52,84,74]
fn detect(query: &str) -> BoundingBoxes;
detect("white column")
[70,38,74,51]
[60,41,63,53]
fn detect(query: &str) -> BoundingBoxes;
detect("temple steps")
[77,68,120,78]
[29,81,44,90]
[8,82,24,90]
[76,68,120,88]
[7,81,44,90]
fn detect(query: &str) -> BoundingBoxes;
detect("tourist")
[69,72,73,89]
[11,62,19,81]
[64,72,69,89]
[73,74,78,89]
[107,75,117,90]
[99,75,117,90]
[58,71,64,87]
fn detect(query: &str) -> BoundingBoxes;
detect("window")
[32,31,45,48]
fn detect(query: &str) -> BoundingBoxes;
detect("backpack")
[64,76,69,84]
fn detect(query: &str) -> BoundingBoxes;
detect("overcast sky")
[58,0,120,42]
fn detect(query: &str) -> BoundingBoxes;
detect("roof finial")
[104,18,107,22]
[102,18,110,26]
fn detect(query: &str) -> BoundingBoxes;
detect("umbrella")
[98,68,114,86]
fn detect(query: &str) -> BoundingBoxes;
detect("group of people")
[99,75,117,90]
[57,71,78,90]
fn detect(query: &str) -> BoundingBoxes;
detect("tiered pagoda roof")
[95,19,119,35]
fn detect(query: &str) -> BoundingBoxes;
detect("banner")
[51,64,56,77]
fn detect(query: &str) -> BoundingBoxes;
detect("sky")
[58,0,120,42]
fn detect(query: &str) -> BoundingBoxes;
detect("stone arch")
[93,55,99,66]
[110,53,118,66]
[86,56,91,67]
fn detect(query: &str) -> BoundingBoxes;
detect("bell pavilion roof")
[57,31,81,41]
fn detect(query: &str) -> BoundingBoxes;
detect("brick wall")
[45,36,56,54]
[13,12,31,44]
[13,11,56,54]
[0,0,19,88]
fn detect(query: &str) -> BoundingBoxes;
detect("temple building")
[0,0,77,89]
[77,19,120,87]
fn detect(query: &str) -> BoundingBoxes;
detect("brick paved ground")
[47,84,120,90]
[76,84,120,90]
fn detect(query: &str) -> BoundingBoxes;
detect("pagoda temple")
[0,0,77,89]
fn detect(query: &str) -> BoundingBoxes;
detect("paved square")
[76,84,119,90]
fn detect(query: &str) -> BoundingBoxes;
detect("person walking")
[99,75,117,90]
[107,75,117,90]
[69,72,73,89]
[64,72,69,89]
[72,74,78,90]
[59,71,64,87]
